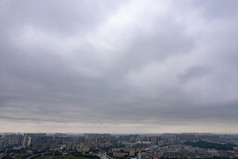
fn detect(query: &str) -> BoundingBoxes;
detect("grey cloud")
[192,0,238,19]
[178,66,210,83]
[0,0,238,133]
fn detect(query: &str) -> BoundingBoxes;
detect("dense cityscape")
[1,133,238,159]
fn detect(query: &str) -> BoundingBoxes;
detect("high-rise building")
[137,151,141,159]
[22,136,31,147]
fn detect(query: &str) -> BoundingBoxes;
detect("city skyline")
[1,0,238,133]
[1,132,238,158]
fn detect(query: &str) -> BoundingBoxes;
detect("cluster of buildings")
[0,135,31,150]
[0,133,238,158]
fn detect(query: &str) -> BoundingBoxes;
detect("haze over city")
[0,0,238,133]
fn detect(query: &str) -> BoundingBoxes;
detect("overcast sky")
[0,0,238,133]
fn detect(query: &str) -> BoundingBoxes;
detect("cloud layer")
[1,0,238,133]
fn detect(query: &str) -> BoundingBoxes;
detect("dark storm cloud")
[0,0,238,133]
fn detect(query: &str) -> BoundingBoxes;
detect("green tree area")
[1,154,32,159]
[33,152,100,159]
[35,156,93,159]
[184,140,235,150]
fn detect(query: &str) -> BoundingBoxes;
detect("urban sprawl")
[1,133,238,159]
